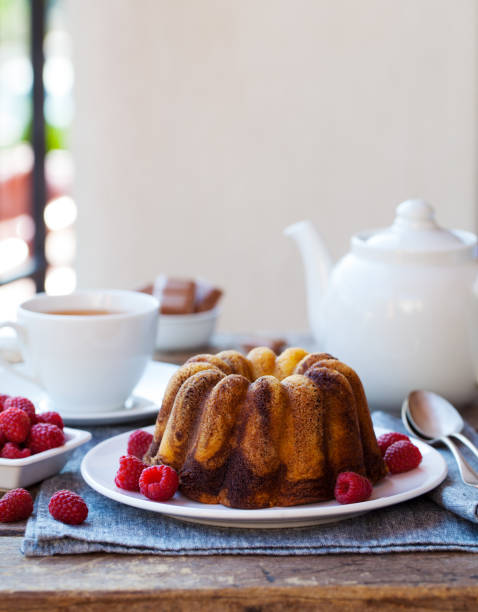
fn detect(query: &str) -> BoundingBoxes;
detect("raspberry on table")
[0,395,10,411]
[114,454,147,491]
[48,490,88,525]
[334,471,373,504]
[36,411,64,430]
[0,488,33,522]
[377,431,410,457]
[384,440,422,474]
[3,397,36,424]
[28,423,65,454]
[127,429,153,460]
[139,465,179,501]
[0,407,31,443]
[0,442,31,459]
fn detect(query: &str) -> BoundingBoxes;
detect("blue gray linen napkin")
[373,411,478,524]
[22,413,478,556]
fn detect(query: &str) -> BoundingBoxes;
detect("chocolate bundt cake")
[144,347,386,509]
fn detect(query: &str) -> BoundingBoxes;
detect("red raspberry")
[0,429,5,448]
[0,394,10,411]
[28,423,65,454]
[384,440,422,474]
[48,490,88,525]
[139,465,179,501]
[0,442,31,459]
[36,411,64,430]
[4,397,35,424]
[0,408,31,443]
[334,471,373,504]
[0,488,33,522]
[377,431,410,457]
[127,429,153,460]
[114,455,147,491]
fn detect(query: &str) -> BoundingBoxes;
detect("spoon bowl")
[402,390,478,487]
[406,390,478,459]
[401,402,430,441]
[407,390,464,439]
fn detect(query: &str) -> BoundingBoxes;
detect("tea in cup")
[0,290,159,414]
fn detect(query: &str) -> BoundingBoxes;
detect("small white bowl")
[156,307,219,351]
[0,427,91,490]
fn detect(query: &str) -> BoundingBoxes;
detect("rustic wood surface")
[1,332,478,611]
[1,535,478,611]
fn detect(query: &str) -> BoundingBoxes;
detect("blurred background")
[0,0,476,332]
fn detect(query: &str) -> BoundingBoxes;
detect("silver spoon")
[402,391,478,487]
[406,390,478,459]
[401,408,478,486]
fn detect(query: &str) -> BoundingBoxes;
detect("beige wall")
[70,0,477,332]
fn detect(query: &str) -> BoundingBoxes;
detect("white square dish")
[0,427,91,490]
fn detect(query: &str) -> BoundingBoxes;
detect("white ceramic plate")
[81,426,447,528]
[0,427,91,490]
[0,361,178,426]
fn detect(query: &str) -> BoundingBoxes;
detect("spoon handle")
[440,436,478,487]
[450,433,478,462]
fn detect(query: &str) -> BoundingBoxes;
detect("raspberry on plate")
[36,411,64,430]
[139,465,179,501]
[114,455,147,491]
[0,394,10,412]
[48,490,88,525]
[3,397,35,424]
[0,407,31,443]
[127,429,153,460]
[28,423,65,454]
[0,442,31,459]
[377,431,410,457]
[0,488,33,522]
[384,440,422,474]
[334,471,373,504]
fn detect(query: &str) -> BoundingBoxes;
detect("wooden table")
[1,333,477,611]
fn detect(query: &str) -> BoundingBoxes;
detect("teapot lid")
[352,199,477,262]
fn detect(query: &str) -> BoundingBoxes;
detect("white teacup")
[0,290,159,414]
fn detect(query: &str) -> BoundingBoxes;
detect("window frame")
[0,0,47,291]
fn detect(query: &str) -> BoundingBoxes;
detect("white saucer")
[52,395,159,427]
[81,426,447,528]
[0,361,178,426]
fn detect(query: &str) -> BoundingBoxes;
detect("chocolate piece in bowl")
[154,276,196,315]
[194,282,223,313]
[138,276,223,350]
[141,276,224,315]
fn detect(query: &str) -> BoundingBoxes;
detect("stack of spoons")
[402,390,478,488]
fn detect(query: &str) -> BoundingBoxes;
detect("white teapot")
[284,199,478,411]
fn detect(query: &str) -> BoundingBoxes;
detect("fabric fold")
[22,413,478,556]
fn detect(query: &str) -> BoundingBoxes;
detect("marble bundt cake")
[144,347,386,509]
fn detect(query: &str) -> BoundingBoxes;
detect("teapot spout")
[284,220,333,338]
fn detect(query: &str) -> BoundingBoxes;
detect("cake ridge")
[144,347,386,509]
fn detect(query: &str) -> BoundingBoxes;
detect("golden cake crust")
[144,347,386,509]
